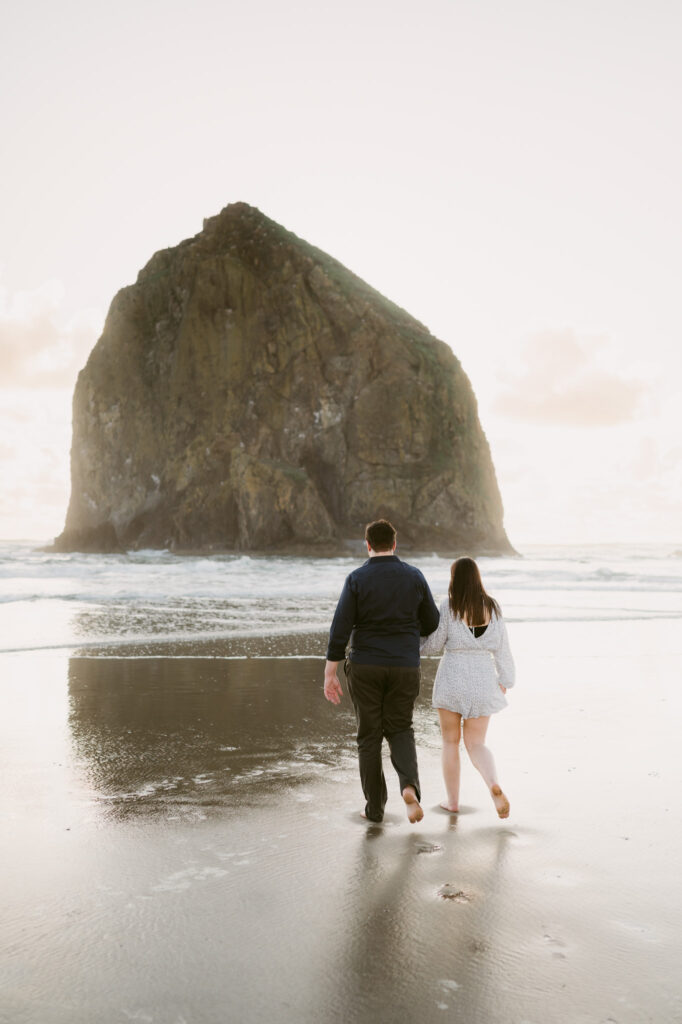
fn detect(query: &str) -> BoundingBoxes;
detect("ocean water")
[0,539,680,656]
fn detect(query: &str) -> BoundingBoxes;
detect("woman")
[420,557,515,818]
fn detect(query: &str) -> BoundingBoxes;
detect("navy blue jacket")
[326,555,440,667]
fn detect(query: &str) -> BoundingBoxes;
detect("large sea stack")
[55,203,513,555]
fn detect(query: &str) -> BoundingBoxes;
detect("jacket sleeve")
[417,575,441,636]
[419,598,448,656]
[493,615,515,688]
[326,575,357,661]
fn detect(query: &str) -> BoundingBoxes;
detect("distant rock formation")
[54,203,513,555]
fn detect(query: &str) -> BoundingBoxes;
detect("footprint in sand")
[543,933,568,959]
[436,978,461,1009]
[438,884,472,903]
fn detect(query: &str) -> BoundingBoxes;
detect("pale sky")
[1,0,680,544]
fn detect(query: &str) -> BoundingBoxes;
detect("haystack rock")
[55,203,513,555]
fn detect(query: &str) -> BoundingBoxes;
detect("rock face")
[55,203,513,554]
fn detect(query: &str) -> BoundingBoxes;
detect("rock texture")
[55,203,513,554]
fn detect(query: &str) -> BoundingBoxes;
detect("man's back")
[326,554,439,667]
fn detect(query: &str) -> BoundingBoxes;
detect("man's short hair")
[365,519,396,552]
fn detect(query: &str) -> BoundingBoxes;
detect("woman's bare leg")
[437,709,462,811]
[462,716,509,818]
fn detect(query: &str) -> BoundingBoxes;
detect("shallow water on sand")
[1,542,681,656]
[2,618,682,1023]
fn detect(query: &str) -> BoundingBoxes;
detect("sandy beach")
[1,616,681,1023]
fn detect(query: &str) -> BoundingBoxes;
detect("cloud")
[0,280,102,389]
[0,389,72,539]
[487,418,682,544]
[493,330,645,426]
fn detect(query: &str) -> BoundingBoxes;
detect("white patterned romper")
[420,598,515,718]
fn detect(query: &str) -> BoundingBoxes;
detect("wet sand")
[1,619,681,1023]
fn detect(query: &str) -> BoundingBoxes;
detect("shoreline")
[3,609,681,661]
[45,537,520,559]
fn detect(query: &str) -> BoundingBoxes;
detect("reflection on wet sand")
[67,656,358,819]
[337,821,516,1022]
[4,643,682,1023]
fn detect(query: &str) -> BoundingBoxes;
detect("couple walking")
[323,519,515,823]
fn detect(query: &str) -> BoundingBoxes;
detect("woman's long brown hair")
[448,556,500,625]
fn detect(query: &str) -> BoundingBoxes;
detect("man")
[323,519,440,824]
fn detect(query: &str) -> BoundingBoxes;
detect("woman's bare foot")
[402,786,424,824]
[491,784,510,819]
[440,801,459,813]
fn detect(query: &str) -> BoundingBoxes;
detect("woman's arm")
[419,598,449,656]
[493,616,515,689]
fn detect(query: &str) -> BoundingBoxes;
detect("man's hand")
[499,685,507,694]
[324,660,343,705]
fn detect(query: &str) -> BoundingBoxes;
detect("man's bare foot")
[440,801,459,813]
[402,786,424,824]
[491,784,510,819]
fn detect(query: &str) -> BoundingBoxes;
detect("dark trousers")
[344,660,421,822]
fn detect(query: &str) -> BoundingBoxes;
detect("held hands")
[324,661,343,705]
